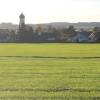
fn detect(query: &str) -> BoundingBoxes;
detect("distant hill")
[48,22,100,30]
[0,22,100,30]
[0,23,18,30]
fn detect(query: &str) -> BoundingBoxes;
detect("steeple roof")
[19,13,25,18]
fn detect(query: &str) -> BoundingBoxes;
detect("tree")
[18,26,27,42]
[60,27,67,33]
[18,26,34,42]
[35,25,43,33]
[27,27,34,42]
[67,25,76,35]
[93,27,100,42]
[9,30,16,42]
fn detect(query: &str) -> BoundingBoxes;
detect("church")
[18,13,59,43]
[18,13,33,42]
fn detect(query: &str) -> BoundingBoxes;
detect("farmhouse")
[72,31,89,42]
[0,29,13,42]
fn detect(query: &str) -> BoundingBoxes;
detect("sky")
[0,0,100,24]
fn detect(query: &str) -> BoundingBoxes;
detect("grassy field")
[0,43,100,100]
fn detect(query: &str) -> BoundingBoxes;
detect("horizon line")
[1,21,100,25]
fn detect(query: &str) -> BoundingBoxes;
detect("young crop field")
[0,43,100,100]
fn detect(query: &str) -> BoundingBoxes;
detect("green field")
[0,43,100,100]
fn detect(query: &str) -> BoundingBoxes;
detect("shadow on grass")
[0,56,100,59]
[0,88,100,93]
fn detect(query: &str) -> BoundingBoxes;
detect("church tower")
[18,13,26,42]
[18,13,33,42]
[19,13,25,28]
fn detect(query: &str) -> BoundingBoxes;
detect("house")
[0,29,11,42]
[89,32,97,42]
[89,32,100,42]
[60,32,76,42]
[72,31,89,42]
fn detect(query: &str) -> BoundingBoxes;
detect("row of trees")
[18,26,33,42]
[18,25,77,42]
[35,25,76,34]
[13,25,100,42]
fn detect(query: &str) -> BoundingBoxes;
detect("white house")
[72,31,89,42]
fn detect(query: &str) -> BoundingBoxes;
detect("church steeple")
[20,13,25,18]
[19,13,25,27]
[18,13,34,42]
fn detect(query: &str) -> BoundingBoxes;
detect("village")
[0,13,100,43]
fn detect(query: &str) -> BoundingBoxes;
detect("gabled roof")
[89,32,100,38]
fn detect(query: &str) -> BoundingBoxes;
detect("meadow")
[0,43,100,100]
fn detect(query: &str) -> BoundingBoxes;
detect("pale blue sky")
[0,0,100,24]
